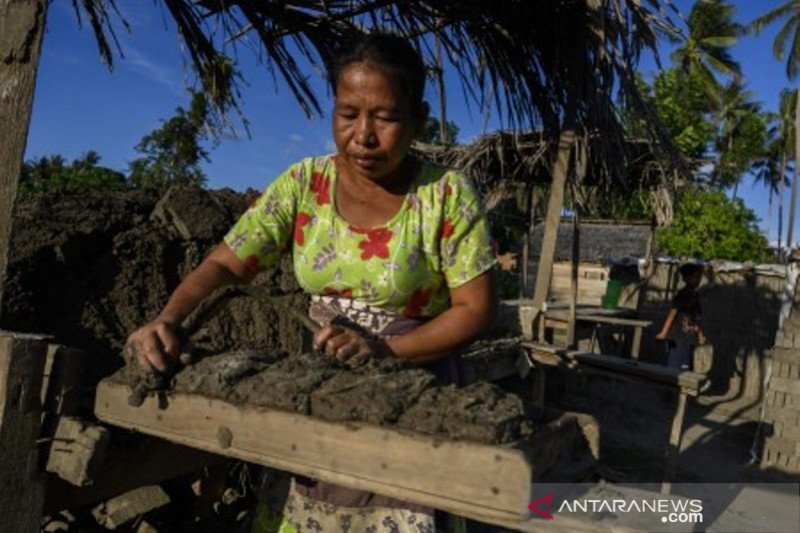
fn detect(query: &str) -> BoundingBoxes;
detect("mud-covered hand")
[125,319,183,374]
[313,325,393,367]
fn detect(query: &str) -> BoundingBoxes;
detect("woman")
[127,33,496,532]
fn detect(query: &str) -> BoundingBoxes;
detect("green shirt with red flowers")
[224,154,496,319]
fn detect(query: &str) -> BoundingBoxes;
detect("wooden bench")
[522,341,706,493]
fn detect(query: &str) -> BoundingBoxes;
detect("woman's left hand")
[313,325,393,366]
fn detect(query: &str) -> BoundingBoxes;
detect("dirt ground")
[543,370,800,485]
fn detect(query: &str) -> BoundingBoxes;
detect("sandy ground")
[532,371,800,532]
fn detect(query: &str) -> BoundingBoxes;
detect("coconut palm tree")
[753,122,791,243]
[775,89,799,253]
[750,1,800,252]
[671,0,742,98]
[713,80,763,194]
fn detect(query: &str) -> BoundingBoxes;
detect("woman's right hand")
[125,320,182,374]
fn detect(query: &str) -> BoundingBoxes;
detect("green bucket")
[602,279,623,309]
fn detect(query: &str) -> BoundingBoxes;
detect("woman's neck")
[338,156,415,197]
[334,156,416,228]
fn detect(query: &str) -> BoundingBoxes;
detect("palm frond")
[789,18,800,79]
[772,14,799,62]
[748,1,797,36]
[73,0,685,187]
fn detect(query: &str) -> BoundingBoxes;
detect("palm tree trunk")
[0,0,48,315]
[788,89,800,254]
[779,151,788,255]
[767,189,773,243]
[729,134,738,198]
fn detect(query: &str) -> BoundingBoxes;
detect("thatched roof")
[413,131,676,224]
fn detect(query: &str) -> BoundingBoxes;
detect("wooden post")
[0,0,48,311]
[0,331,49,531]
[566,213,579,348]
[521,186,538,298]
[631,326,643,360]
[531,129,575,319]
[662,389,688,495]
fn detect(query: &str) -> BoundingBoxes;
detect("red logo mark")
[528,494,555,520]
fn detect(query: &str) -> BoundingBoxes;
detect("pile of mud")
[2,186,307,383]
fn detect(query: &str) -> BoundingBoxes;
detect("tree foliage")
[419,117,460,145]
[636,69,716,162]
[20,151,126,193]
[128,92,212,188]
[749,1,800,79]
[671,0,742,98]
[656,189,769,262]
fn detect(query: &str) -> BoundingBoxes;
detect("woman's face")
[333,62,424,184]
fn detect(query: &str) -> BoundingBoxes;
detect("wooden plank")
[531,129,575,318]
[45,435,220,513]
[574,315,651,328]
[550,263,609,306]
[0,331,49,532]
[631,326,643,360]
[46,417,110,487]
[41,345,84,415]
[566,214,579,348]
[662,391,688,494]
[523,342,704,394]
[91,485,171,529]
[94,379,533,524]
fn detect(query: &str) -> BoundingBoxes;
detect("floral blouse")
[224,155,496,318]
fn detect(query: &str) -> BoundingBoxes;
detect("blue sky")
[26,1,797,240]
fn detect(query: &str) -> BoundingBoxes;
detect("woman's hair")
[330,33,427,111]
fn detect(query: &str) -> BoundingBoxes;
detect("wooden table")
[541,304,652,359]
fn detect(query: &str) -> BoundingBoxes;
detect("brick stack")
[762,298,800,473]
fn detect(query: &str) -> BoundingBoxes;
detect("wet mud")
[3,186,306,384]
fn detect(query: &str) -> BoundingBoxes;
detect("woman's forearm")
[657,309,678,337]
[386,273,494,363]
[386,304,491,363]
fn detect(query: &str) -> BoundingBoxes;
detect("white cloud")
[289,133,304,143]
[123,45,181,92]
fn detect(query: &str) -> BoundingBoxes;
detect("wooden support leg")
[631,327,642,360]
[0,332,49,532]
[662,389,688,495]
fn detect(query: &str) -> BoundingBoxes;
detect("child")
[655,263,707,370]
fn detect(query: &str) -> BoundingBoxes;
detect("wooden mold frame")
[95,379,534,525]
